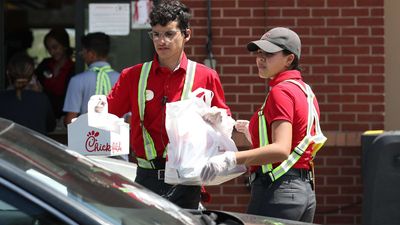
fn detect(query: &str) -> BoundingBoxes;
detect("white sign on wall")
[89,3,130,36]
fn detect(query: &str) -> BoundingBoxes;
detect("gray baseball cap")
[247,27,301,59]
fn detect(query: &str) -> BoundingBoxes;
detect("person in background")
[200,27,326,222]
[5,28,42,92]
[35,28,75,119]
[6,59,42,93]
[63,32,119,126]
[5,28,34,89]
[98,0,230,209]
[0,52,56,134]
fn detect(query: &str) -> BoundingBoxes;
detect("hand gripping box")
[67,95,130,156]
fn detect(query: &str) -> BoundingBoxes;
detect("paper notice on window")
[89,3,130,36]
[131,0,153,29]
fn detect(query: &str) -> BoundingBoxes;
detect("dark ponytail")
[283,49,302,72]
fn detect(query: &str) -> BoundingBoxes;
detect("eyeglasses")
[255,50,279,59]
[148,30,182,41]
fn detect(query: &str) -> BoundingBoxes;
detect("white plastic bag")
[165,88,246,185]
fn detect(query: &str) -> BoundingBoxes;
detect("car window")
[0,183,70,225]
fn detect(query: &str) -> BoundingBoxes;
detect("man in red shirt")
[106,0,230,209]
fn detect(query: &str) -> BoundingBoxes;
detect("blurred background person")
[4,27,34,88]
[63,32,119,126]
[35,27,75,119]
[0,52,56,134]
[6,53,42,93]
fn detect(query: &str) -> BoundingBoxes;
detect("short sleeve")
[63,76,83,113]
[265,85,295,124]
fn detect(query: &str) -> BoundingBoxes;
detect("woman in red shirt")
[201,27,326,223]
[35,28,75,119]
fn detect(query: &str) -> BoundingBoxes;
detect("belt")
[249,167,313,185]
[136,157,166,169]
[136,166,165,180]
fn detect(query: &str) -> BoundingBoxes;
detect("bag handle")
[87,95,108,127]
[189,88,214,107]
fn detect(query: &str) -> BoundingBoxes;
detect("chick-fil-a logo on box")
[85,130,122,153]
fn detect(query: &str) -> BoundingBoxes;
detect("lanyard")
[92,65,113,95]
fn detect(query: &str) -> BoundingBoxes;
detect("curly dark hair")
[149,0,191,33]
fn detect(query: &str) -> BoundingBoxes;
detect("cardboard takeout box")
[67,95,129,156]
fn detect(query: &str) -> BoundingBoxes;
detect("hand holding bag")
[165,88,246,185]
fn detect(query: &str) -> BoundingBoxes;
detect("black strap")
[136,167,165,180]
[250,168,312,185]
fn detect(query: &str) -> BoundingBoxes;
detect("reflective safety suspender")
[92,65,113,95]
[137,60,197,168]
[259,79,327,182]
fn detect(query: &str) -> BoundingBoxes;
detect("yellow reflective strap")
[138,62,157,161]
[104,70,112,93]
[181,60,196,100]
[137,60,197,162]
[268,136,312,181]
[138,62,152,121]
[308,84,327,157]
[260,113,272,174]
[311,134,327,157]
[163,145,168,158]
[258,79,327,181]
[95,72,101,94]
[286,80,314,135]
[258,95,274,174]
[258,94,269,147]
[136,157,155,169]
[142,127,157,159]
[261,164,273,174]
[305,85,315,135]
[93,65,114,95]
[258,112,268,146]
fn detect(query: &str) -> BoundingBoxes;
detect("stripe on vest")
[92,65,113,95]
[260,79,327,180]
[138,61,157,162]
[137,60,197,168]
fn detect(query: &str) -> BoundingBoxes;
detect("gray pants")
[247,170,316,223]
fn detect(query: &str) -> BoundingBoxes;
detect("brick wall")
[182,0,385,224]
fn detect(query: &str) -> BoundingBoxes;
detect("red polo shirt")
[248,70,320,172]
[40,58,75,96]
[107,53,230,159]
